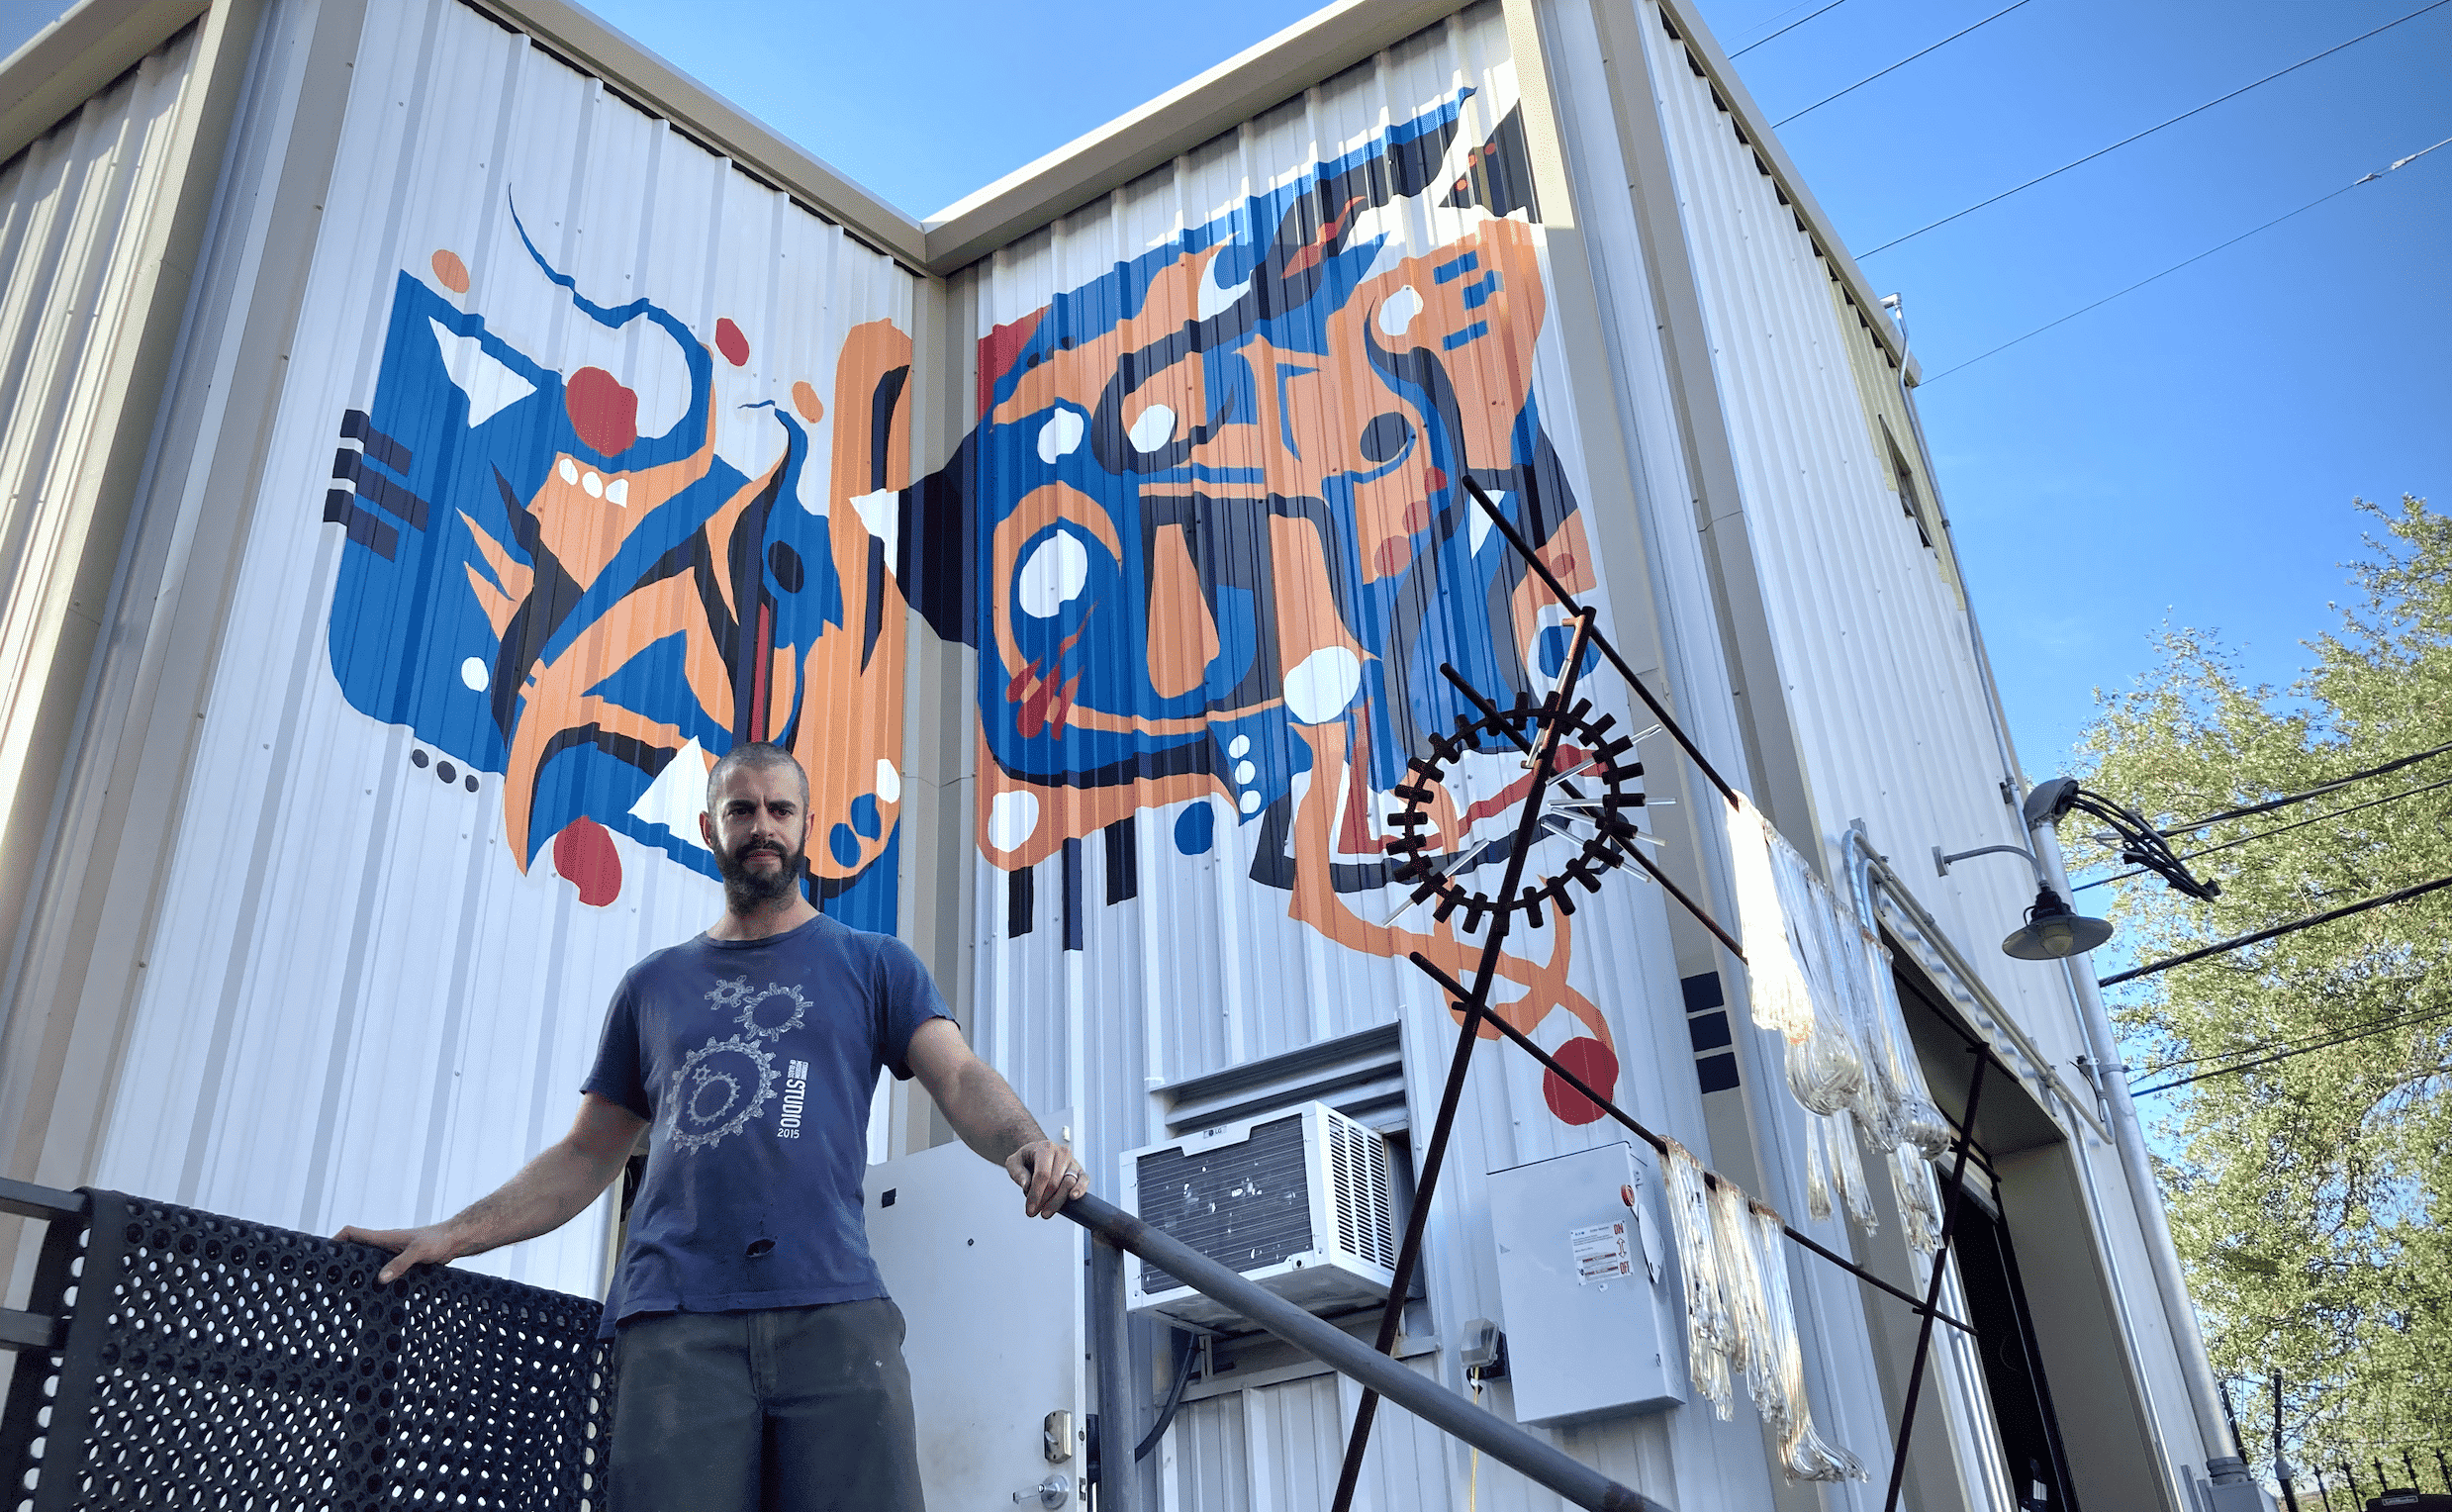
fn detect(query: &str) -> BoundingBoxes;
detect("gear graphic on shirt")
[704,975,757,1014]
[737,984,808,1041]
[668,1035,778,1151]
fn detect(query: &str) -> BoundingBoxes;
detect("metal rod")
[1061,1193,1668,1512]
[1882,1052,1991,1512]
[1402,951,1974,1335]
[2098,872,2452,987]
[1459,479,1744,808]
[1330,613,1603,1512]
[2273,1370,2301,1512]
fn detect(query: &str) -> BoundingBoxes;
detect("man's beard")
[716,836,805,912]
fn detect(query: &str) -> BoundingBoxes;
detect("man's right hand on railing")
[335,1091,644,1284]
[333,1219,465,1285]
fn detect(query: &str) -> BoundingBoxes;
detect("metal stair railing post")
[0,1180,90,1486]
[1063,1192,1668,1512]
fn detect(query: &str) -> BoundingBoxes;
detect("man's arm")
[335,1092,647,1283]
[906,1016,1087,1219]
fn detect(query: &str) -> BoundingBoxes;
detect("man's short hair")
[706,742,809,813]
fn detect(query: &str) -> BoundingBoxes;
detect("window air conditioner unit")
[1121,1101,1399,1329]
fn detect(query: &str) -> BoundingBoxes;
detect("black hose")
[1134,1330,1199,1461]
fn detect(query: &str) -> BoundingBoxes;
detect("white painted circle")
[556,456,579,485]
[988,790,1040,853]
[1127,404,1177,453]
[460,656,490,692]
[1239,789,1263,814]
[1016,531,1090,617]
[1227,735,1251,758]
[875,758,901,805]
[1234,760,1257,785]
[1037,409,1085,462]
[1377,285,1424,338]
[605,477,630,507]
[582,470,604,499]
[1282,645,1363,724]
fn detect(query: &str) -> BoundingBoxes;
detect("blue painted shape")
[820,824,898,933]
[848,793,883,839]
[1441,322,1490,352]
[1174,801,1215,856]
[1540,624,1600,678]
[1461,273,1500,310]
[828,823,862,867]
[1433,250,1481,284]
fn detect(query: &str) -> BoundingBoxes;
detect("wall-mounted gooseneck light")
[1932,841,2115,960]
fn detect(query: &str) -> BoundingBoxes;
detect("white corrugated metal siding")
[930,5,1791,1506]
[0,21,203,1158]
[91,0,918,1298]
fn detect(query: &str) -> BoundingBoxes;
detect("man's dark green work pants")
[608,1297,925,1511]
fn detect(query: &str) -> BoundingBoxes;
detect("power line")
[1856,0,2452,257]
[1917,137,2451,385]
[2138,999,2452,1079]
[2073,770,2452,894]
[1732,0,1847,57]
[2130,1002,2452,1096]
[1772,0,2033,126]
[2098,873,2452,989]
[2163,736,2452,836]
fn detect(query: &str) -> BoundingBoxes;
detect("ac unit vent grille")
[1326,1114,1396,1268]
[1133,1113,1312,1294]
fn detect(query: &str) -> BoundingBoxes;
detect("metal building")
[0,0,2262,1508]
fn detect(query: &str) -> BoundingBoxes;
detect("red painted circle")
[564,366,639,455]
[1543,1036,1620,1126]
[551,816,622,907]
[715,317,750,367]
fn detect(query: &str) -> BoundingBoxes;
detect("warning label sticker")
[1569,1221,1634,1284]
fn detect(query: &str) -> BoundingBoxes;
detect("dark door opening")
[1952,1179,2081,1511]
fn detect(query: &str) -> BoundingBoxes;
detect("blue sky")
[6,0,2444,784]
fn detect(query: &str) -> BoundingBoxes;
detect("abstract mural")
[907,92,1625,1119]
[321,92,1624,1123]
[323,207,912,929]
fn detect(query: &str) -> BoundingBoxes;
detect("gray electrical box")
[1487,1142,1685,1427]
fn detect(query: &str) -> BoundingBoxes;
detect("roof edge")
[920,0,1469,273]
[468,0,929,267]
[0,0,210,167]
[1650,0,1912,374]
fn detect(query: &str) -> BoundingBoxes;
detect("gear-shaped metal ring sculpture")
[1385,692,1646,933]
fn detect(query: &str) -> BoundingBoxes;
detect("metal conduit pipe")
[1058,1192,1669,1512]
[1878,296,2240,1488]
[2025,821,2250,1485]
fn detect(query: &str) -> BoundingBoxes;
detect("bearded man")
[338,741,1084,1512]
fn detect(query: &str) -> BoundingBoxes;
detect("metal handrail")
[1060,1192,1669,1512]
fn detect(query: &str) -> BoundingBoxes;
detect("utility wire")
[1856,0,2452,256]
[1733,0,1848,57]
[1918,137,2451,385]
[2160,736,2452,836]
[2139,999,2452,1079]
[1773,0,2033,126]
[2098,873,2452,989]
[2073,771,2452,893]
[2130,1002,2452,1096]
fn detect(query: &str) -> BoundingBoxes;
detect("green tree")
[2065,496,2450,1488]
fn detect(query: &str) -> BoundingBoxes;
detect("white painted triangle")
[628,736,712,851]
[429,318,537,428]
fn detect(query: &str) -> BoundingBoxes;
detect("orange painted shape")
[1146,524,1217,699]
[430,249,470,294]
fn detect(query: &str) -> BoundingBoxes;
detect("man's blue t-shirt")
[582,912,950,1332]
